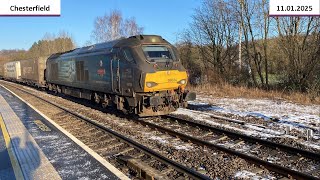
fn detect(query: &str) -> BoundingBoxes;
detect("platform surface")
[0,124,15,180]
[0,94,61,180]
[0,85,128,180]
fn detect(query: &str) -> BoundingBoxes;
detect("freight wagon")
[20,57,47,88]
[0,61,5,79]
[4,61,21,81]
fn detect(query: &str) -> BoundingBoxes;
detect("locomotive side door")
[118,47,135,96]
[110,47,135,95]
[111,49,121,93]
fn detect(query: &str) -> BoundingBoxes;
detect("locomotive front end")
[135,35,196,116]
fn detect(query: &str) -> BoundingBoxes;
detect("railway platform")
[0,86,129,180]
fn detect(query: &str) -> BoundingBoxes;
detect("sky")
[0,0,202,50]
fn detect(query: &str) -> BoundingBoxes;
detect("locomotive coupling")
[149,96,161,106]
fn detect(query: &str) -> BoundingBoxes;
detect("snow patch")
[149,136,168,144]
[235,170,275,180]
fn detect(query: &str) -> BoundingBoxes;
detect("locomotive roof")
[49,38,124,59]
[48,35,169,60]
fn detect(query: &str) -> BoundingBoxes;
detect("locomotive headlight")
[178,79,186,85]
[146,82,158,88]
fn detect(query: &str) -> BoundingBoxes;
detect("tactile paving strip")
[0,95,61,180]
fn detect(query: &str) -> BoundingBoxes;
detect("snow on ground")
[148,135,194,150]
[172,94,320,150]
[172,108,290,139]
[193,95,320,130]
[234,170,275,180]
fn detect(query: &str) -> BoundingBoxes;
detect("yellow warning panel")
[0,113,24,180]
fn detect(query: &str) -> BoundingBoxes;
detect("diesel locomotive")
[2,35,195,116]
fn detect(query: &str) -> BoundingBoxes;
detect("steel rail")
[1,82,211,180]
[136,117,319,180]
[164,115,320,161]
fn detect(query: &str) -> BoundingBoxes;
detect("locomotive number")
[168,78,177,82]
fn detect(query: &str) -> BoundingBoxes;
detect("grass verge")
[189,83,320,105]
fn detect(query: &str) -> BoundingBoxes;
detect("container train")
[0,35,195,116]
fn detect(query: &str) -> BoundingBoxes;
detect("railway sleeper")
[216,135,228,141]
[82,135,109,143]
[133,153,145,159]
[117,155,169,180]
[61,120,85,126]
[95,142,124,152]
[81,136,106,144]
[75,134,94,140]
[200,132,213,138]
[229,140,245,148]
[113,147,136,157]
[88,138,118,149]
[252,167,264,174]
[161,168,175,176]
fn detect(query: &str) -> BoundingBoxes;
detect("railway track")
[2,81,319,179]
[172,107,320,156]
[187,103,320,138]
[0,82,210,180]
[164,115,320,161]
[137,115,320,179]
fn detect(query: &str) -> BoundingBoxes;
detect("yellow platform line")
[0,113,24,180]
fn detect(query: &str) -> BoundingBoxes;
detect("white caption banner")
[0,0,60,16]
[269,0,320,16]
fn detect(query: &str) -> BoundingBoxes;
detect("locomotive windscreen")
[142,46,176,62]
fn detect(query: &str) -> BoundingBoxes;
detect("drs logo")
[97,60,105,76]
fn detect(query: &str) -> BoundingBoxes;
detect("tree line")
[0,31,75,63]
[178,0,320,97]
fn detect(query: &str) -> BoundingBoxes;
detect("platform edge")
[0,113,25,180]
[0,84,130,180]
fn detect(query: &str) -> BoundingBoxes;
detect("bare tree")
[177,31,205,84]
[123,17,144,37]
[237,0,272,87]
[179,0,319,94]
[276,17,320,91]
[91,10,144,43]
[256,0,270,87]
[187,0,238,82]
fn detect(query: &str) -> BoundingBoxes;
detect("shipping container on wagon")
[20,57,48,87]
[4,61,21,81]
[0,61,5,79]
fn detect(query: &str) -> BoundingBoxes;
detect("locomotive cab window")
[142,46,176,62]
[122,48,134,62]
